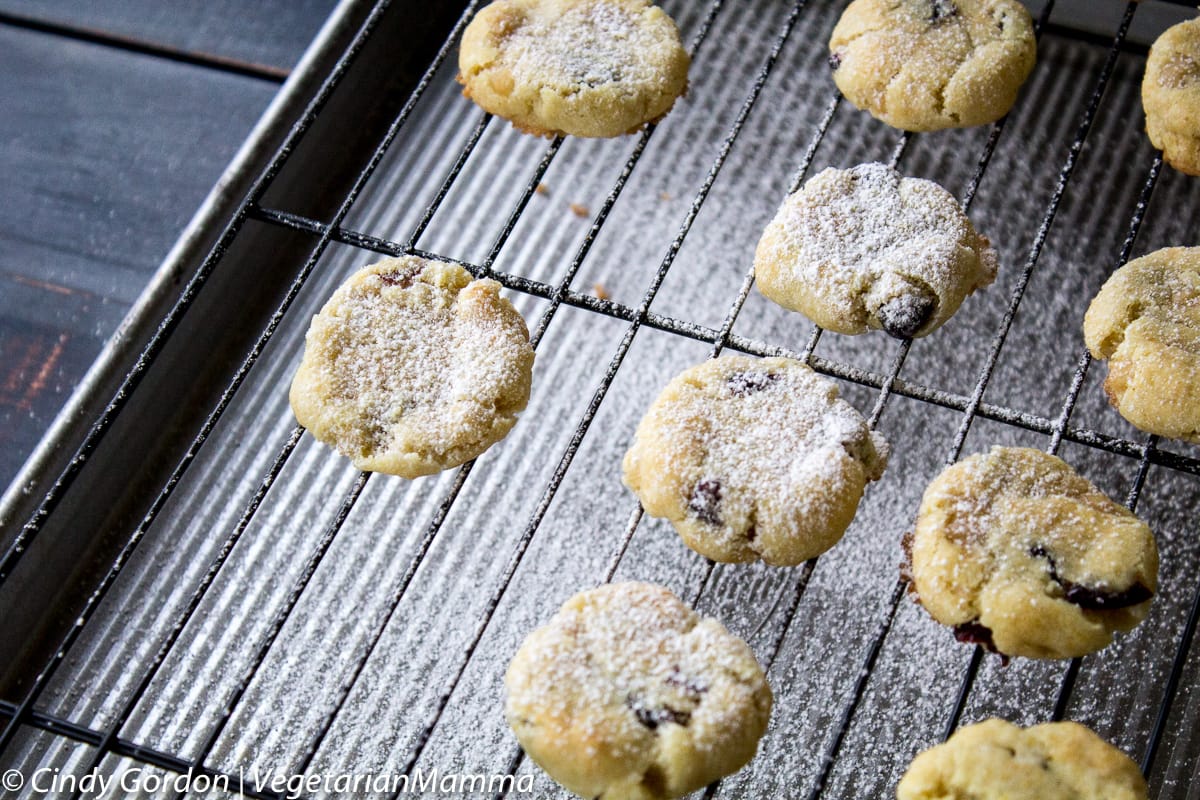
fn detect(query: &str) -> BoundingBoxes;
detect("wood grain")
[0,0,337,72]
[0,24,278,487]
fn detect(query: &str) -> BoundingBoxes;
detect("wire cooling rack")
[2,1,1199,798]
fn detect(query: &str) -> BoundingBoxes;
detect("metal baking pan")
[2,1,1199,797]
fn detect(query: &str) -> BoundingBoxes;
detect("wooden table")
[0,0,338,490]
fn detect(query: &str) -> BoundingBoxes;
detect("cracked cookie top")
[1084,246,1200,444]
[828,0,1037,131]
[622,355,888,566]
[289,257,535,478]
[754,163,998,339]
[458,0,690,138]
[907,446,1158,661]
[505,582,772,800]
[899,718,1149,800]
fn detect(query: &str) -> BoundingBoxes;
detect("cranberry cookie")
[1143,17,1200,176]
[755,163,998,339]
[1084,247,1200,444]
[290,257,534,477]
[505,582,772,800]
[458,0,690,137]
[899,718,1148,800]
[622,355,888,566]
[829,0,1037,131]
[907,447,1157,660]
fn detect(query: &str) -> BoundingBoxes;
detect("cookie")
[505,582,772,800]
[457,0,690,138]
[907,447,1158,660]
[754,163,998,339]
[289,257,534,478]
[897,718,1149,800]
[622,355,888,566]
[829,0,1037,131]
[1143,17,1200,176]
[1083,248,1200,444]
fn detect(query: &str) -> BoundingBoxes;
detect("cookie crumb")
[535,182,550,196]
[593,283,611,301]
[659,191,672,201]
[569,202,590,218]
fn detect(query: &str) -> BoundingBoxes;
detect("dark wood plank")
[0,309,99,488]
[0,0,337,73]
[0,24,278,489]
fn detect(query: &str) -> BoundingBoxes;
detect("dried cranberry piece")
[666,667,708,698]
[1063,582,1153,610]
[929,0,959,24]
[1029,546,1152,610]
[627,694,692,730]
[689,479,722,526]
[378,270,417,288]
[728,371,778,396]
[953,620,998,653]
[878,293,936,339]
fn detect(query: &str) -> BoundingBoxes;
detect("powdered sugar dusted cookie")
[755,163,998,339]
[898,718,1149,800]
[829,0,1037,131]
[907,447,1157,661]
[1084,247,1200,444]
[505,582,772,800]
[289,257,534,478]
[458,0,690,138]
[622,356,888,566]
[1143,17,1200,176]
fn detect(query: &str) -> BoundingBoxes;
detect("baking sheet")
[3,1,1200,797]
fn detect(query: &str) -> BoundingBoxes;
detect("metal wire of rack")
[2,1,1199,798]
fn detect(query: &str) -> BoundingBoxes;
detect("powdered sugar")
[501,0,675,91]
[774,163,991,299]
[687,366,883,498]
[1156,52,1200,91]
[505,582,771,795]
[624,356,888,565]
[911,447,1158,660]
[756,163,998,337]
[291,257,534,476]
